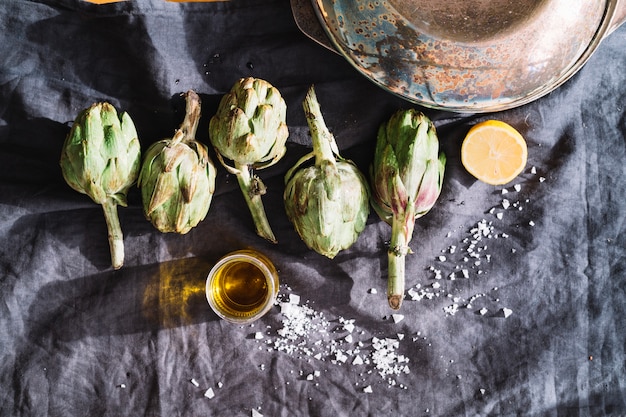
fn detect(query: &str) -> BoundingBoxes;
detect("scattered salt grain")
[501,308,513,318]
[118,384,126,389]
[501,188,508,194]
[251,410,263,417]
[369,288,378,294]
[254,332,264,340]
[529,220,535,226]
[353,355,364,365]
[289,294,301,305]
[514,184,521,192]
[392,314,404,324]
[496,212,503,220]
[438,255,447,262]
[502,199,510,209]
[204,388,215,399]
[190,378,200,387]
[479,308,488,315]
[531,166,537,174]
[363,385,373,393]
[539,176,546,182]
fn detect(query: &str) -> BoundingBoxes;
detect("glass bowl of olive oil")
[206,250,279,324]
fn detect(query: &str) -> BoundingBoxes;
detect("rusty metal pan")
[292,0,626,112]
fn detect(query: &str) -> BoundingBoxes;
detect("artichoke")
[138,90,216,234]
[370,109,446,309]
[284,86,370,259]
[60,102,141,269]
[209,77,288,243]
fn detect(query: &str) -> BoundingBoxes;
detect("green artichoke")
[209,77,288,243]
[370,109,446,309]
[138,90,216,234]
[60,102,141,269]
[284,86,370,259]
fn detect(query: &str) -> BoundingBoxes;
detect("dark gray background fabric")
[1,1,625,416]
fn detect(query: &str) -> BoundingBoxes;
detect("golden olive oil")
[206,250,279,323]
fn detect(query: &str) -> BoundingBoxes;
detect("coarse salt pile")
[254,291,411,388]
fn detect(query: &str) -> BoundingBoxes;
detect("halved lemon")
[461,120,528,185]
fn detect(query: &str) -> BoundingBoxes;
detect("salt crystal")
[289,294,301,305]
[306,374,314,381]
[502,199,510,209]
[480,388,486,395]
[353,355,364,365]
[190,378,199,387]
[531,166,537,174]
[461,269,469,279]
[254,332,264,340]
[252,410,264,417]
[204,388,215,399]
[369,288,378,294]
[539,176,546,182]
[335,351,348,363]
[501,188,508,194]
[118,384,126,389]
[343,322,355,333]
[438,255,447,262]
[479,308,488,315]
[529,220,535,226]
[501,308,513,318]
[217,382,223,388]
[392,314,405,323]
[514,184,521,192]
[344,334,353,344]
[363,385,373,393]
[496,212,503,220]
[432,282,441,289]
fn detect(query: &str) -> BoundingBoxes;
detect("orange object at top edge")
[84,0,229,3]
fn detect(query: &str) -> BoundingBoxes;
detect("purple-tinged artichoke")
[284,86,370,259]
[209,77,288,243]
[60,102,141,269]
[370,109,446,309]
[138,90,216,234]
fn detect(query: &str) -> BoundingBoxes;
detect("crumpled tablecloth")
[1,1,625,416]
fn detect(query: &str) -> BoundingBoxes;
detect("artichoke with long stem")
[60,102,141,269]
[370,109,446,310]
[284,86,370,259]
[138,90,216,234]
[209,77,288,243]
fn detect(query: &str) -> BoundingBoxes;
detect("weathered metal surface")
[292,0,626,112]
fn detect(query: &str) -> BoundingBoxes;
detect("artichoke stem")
[387,213,413,310]
[174,90,202,144]
[303,86,337,166]
[102,199,124,270]
[236,163,277,244]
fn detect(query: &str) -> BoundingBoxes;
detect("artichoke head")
[371,109,445,225]
[370,109,445,310]
[61,102,141,206]
[284,86,370,259]
[138,91,216,234]
[209,77,288,168]
[60,102,141,269]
